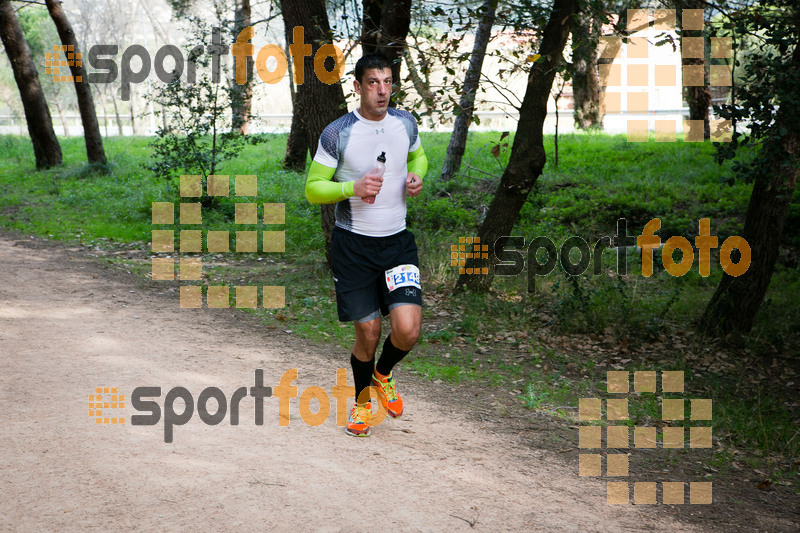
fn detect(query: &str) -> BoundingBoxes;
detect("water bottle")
[362,151,386,204]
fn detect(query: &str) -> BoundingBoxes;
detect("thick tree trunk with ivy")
[359,0,411,96]
[283,103,308,171]
[570,12,602,130]
[231,0,253,134]
[280,0,347,267]
[361,0,383,53]
[45,0,106,165]
[0,0,62,169]
[699,39,800,336]
[283,41,307,169]
[440,0,497,182]
[455,0,579,293]
[379,0,411,88]
[678,0,710,139]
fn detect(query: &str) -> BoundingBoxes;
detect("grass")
[0,131,798,479]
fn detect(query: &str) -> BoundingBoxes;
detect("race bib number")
[385,264,421,292]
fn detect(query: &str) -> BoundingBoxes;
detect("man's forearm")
[305,161,354,204]
[407,145,428,178]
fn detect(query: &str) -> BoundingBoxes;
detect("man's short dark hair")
[355,53,391,84]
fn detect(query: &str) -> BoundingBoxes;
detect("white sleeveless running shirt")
[313,108,421,237]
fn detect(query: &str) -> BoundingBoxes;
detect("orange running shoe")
[372,371,403,418]
[345,402,372,437]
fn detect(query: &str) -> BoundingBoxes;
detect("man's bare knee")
[391,326,419,351]
[388,305,421,351]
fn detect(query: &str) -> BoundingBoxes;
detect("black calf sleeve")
[376,335,410,377]
[351,353,375,403]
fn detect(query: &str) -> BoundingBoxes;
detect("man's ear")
[353,80,361,95]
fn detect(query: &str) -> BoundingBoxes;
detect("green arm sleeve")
[305,160,354,204]
[407,145,428,179]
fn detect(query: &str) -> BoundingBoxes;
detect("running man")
[305,53,428,437]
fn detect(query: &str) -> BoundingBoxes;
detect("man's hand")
[406,172,423,196]
[353,173,383,204]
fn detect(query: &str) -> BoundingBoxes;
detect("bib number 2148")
[385,264,421,292]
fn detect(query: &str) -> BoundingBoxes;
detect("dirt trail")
[0,233,696,532]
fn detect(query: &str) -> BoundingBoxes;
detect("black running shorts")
[330,226,423,322]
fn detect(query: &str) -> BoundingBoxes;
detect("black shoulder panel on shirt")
[320,112,358,160]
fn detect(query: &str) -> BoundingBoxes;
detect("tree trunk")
[402,47,435,127]
[281,0,348,267]
[283,40,306,170]
[678,0,710,139]
[440,0,497,182]
[54,100,68,137]
[130,93,139,135]
[699,42,800,336]
[45,0,106,164]
[285,40,295,103]
[361,0,383,54]
[0,0,62,169]
[455,0,578,293]
[283,103,308,171]
[358,0,411,99]
[379,0,412,91]
[101,93,109,136]
[111,92,123,136]
[231,0,253,134]
[570,12,602,130]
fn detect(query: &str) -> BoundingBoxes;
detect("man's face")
[354,67,392,120]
